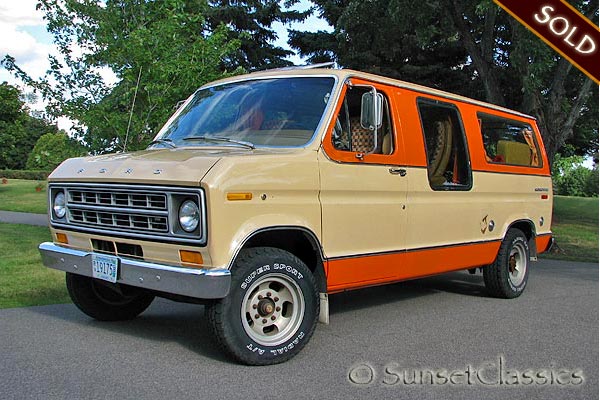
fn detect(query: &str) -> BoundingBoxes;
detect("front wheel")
[483,228,530,298]
[66,273,155,321]
[206,247,318,365]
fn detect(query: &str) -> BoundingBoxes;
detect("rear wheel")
[206,247,318,365]
[66,273,155,321]
[484,228,530,298]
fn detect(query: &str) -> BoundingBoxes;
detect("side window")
[418,100,472,190]
[332,86,394,155]
[479,113,541,167]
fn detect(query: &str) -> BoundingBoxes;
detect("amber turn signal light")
[56,233,68,244]
[179,250,203,266]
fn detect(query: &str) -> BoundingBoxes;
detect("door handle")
[389,167,407,176]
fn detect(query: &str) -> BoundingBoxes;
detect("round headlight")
[179,200,200,232]
[53,191,66,219]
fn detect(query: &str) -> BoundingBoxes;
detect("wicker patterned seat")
[350,118,374,153]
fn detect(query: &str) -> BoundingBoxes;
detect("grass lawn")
[545,195,599,263]
[0,179,48,214]
[0,223,70,308]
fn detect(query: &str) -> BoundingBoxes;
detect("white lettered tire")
[483,228,530,298]
[206,247,319,365]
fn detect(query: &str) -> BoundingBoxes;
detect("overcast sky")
[0,0,331,123]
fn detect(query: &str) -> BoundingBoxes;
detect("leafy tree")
[552,154,598,197]
[3,0,242,154]
[291,0,598,165]
[26,132,86,170]
[0,82,23,123]
[206,0,311,70]
[0,82,57,170]
[288,0,474,93]
[444,0,598,166]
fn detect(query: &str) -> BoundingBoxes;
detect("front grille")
[69,189,167,210]
[66,187,170,234]
[69,209,169,233]
[49,183,206,244]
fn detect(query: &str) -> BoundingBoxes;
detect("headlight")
[178,200,199,232]
[53,191,66,219]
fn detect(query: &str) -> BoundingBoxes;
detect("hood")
[48,147,305,186]
[48,148,230,186]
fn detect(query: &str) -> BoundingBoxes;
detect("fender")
[506,219,538,259]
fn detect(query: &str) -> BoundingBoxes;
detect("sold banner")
[494,0,600,84]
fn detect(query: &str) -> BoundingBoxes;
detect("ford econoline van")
[39,66,553,365]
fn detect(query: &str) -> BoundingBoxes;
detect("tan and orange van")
[39,65,553,365]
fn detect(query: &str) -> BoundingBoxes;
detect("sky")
[0,0,331,129]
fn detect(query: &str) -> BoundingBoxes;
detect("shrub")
[552,154,598,197]
[0,170,51,180]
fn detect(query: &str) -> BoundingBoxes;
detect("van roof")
[202,67,535,121]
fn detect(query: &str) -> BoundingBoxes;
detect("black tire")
[484,228,530,298]
[206,247,319,365]
[66,273,155,321]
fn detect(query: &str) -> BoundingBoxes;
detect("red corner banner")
[494,0,600,84]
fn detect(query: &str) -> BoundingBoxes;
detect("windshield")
[154,77,336,148]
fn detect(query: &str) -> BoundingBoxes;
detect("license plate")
[92,254,119,283]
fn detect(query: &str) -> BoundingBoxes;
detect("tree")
[26,132,86,170]
[291,0,598,165]
[3,0,242,154]
[552,153,598,197]
[444,0,597,166]
[288,0,474,93]
[0,82,58,170]
[206,0,311,70]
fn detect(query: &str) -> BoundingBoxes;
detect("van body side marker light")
[541,194,549,200]
[227,193,253,201]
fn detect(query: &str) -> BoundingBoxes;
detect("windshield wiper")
[148,138,177,148]
[183,136,255,150]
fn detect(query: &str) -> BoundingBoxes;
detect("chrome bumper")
[38,242,231,299]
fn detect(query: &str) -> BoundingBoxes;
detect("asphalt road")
[0,259,597,400]
[0,211,48,226]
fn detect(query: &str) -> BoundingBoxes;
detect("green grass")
[544,195,599,263]
[0,179,48,214]
[0,223,70,308]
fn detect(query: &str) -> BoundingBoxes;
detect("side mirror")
[360,91,383,130]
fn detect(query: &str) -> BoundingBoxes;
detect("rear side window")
[478,113,541,167]
[418,99,472,190]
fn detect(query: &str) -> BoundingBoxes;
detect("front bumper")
[39,242,231,299]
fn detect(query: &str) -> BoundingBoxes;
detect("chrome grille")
[69,189,167,210]
[69,209,169,233]
[49,183,206,244]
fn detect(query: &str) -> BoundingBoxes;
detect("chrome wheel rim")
[508,241,527,287]
[241,274,305,346]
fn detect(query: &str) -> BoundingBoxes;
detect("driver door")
[319,79,408,291]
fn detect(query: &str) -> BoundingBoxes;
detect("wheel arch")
[506,219,538,258]
[229,226,327,293]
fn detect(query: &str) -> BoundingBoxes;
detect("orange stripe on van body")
[326,240,501,292]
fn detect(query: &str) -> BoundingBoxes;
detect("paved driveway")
[0,259,597,400]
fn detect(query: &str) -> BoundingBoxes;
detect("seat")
[428,117,453,186]
[350,118,375,153]
[496,140,532,166]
